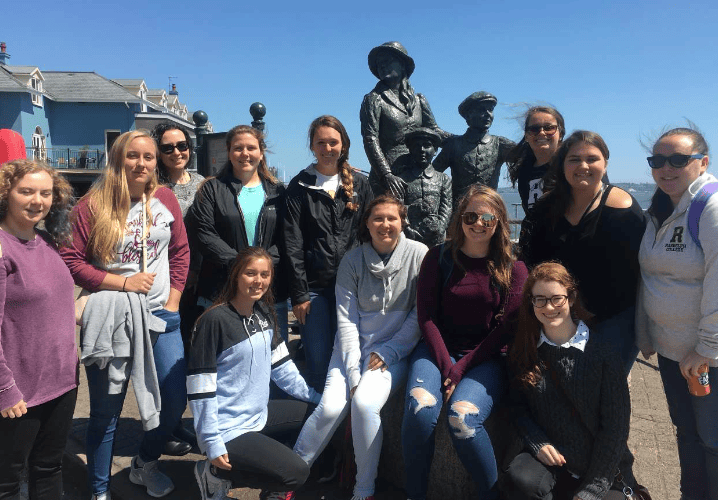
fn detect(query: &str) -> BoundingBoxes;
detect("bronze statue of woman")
[360,41,448,197]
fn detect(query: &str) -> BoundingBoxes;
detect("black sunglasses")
[531,295,568,308]
[461,212,497,227]
[526,124,558,137]
[159,141,190,155]
[647,153,705,169]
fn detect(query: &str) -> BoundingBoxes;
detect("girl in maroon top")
[0,159,78,500]
[401,184,527,500]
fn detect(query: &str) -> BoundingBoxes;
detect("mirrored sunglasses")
[159,141,190,155]
[461,212,497,227]
[647,153,705,169]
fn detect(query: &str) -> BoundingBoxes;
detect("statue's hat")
[405,127,442,148]
[458,91,497,119]
[368,41,415,80]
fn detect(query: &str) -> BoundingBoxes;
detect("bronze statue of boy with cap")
[433,91,515,206]
[396,127,452,248]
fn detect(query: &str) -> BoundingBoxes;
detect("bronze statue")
[433,91,515,206]
[360,41,449,197]
[397,127,452,248]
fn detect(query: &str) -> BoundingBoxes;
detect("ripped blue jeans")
[401,342,506,500]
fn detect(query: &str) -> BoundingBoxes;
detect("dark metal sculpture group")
[361,42,513,246]
[195,42,513,247]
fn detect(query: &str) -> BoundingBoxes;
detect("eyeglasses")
[461,212,497,227]
[647,153,705,169]
[531,295,568,308]
[526,124,558,137]
[159,141,190,155]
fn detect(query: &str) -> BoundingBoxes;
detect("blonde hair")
[83,130,158,265]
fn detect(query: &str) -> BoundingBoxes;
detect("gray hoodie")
[81,290,162,430]
[335,233,428,389]
[636,173,718,366]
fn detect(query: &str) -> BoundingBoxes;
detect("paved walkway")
[61,352,681,500]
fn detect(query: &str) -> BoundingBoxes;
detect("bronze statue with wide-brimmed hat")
[360,41,449,198]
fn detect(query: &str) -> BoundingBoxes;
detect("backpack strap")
[438,242,454,288]
[688,182,718,250]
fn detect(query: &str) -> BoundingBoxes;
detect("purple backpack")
[688,182,718,250]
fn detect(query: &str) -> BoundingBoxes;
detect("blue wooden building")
[0,42,208,172]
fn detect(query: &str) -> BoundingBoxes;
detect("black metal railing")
[26,147,105,169]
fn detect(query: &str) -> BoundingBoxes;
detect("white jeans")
[293,346,408,498]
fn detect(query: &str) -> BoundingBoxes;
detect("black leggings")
[502,452,582,500]
[215,399,314,491]
[0,388,78,500]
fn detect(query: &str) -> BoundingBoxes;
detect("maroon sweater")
[0,230,78,411]
[416,245,527,386]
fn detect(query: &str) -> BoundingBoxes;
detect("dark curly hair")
[0,159,74,247]
[151,121,194,184]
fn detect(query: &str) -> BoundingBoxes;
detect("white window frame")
[30,77,43,107]
[31,127,47,160]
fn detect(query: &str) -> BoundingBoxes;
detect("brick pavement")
[61,352,681,500]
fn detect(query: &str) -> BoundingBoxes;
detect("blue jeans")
[275,299,290,343]
[85,309,187,495]
[298,289,337,392]
[593,306,639,374]
[658,355,718,500]
[401,342,506,500]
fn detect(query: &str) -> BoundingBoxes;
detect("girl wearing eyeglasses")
[636,127,718,500]
[518,131,645,374]
[402,184,527,500]
[506,107,565,214]
[153,122,204,217]
[504,262,642,500]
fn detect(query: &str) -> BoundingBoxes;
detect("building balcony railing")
[26,147,106,170]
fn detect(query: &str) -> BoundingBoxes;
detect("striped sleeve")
[186,311,225,459]
[270,333,320,404]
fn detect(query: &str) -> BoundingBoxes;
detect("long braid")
[340,161,356,211]
[308,115,357,211]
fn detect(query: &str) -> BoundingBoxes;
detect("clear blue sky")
[7,0,718,184]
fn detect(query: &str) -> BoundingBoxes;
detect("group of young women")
[0,105,715,500]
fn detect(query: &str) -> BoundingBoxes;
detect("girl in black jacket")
[186,125,289,339]
[284,115,373,391]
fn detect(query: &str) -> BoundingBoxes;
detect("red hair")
[508,262,593,388]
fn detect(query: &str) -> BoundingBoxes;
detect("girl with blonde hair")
[61,129,189,500]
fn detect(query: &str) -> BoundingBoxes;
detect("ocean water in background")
[499,183,656,239]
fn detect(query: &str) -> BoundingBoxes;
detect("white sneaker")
[91,493,111,500]
[129,456,174,498]
[194,459,232,500]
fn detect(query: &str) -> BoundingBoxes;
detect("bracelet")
[122,277,127,292]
